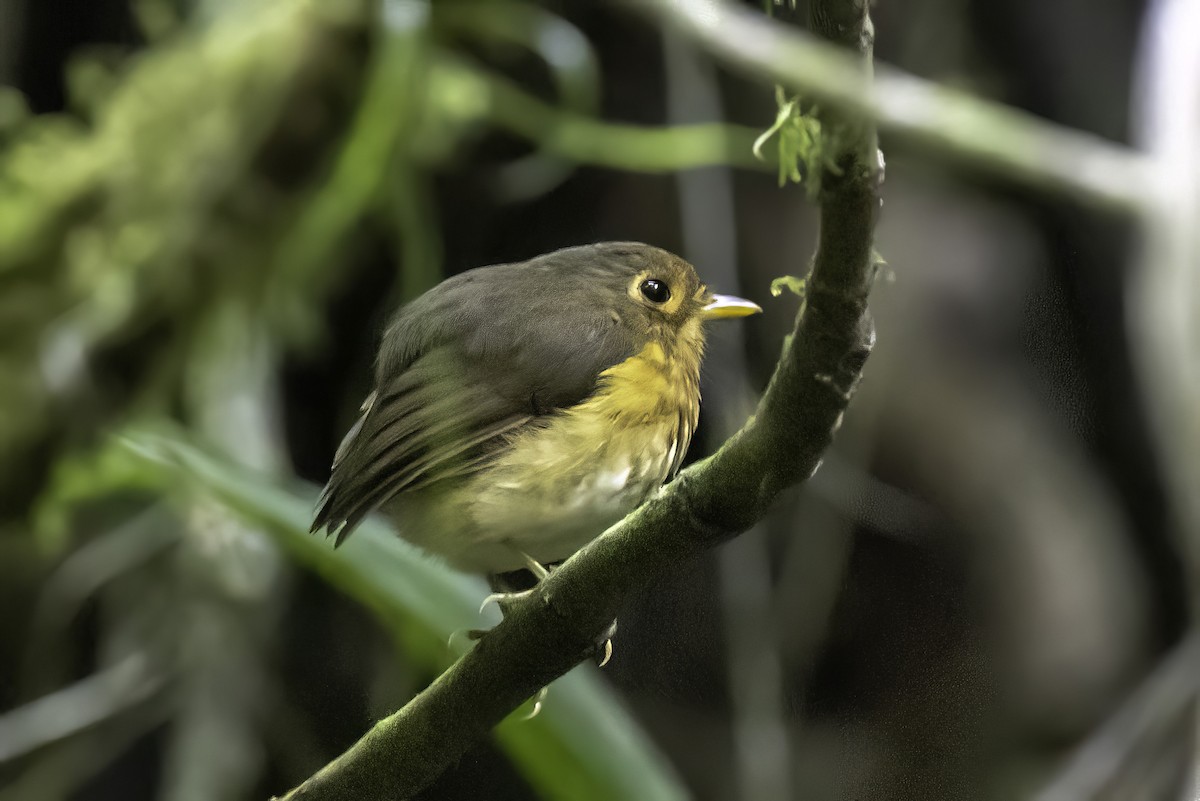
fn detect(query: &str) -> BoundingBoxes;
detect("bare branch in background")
[0,652,165,763]
[1034,633,1200,801]
[640,0,1153,214]
[450,57,767,173]
[1132,0,1200,613]
[663,27,793,801]
[1130,0,1200,792]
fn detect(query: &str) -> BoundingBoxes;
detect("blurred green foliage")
[123,429,688,801]
[0,0,371,513]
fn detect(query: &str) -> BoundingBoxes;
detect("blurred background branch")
[661,23,793,801]
[641,0,1154,214]
[1132,0,1200,618]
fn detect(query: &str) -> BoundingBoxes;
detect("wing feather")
[331,411,531,545]
[314,246,651,546]
[313,347,535,545]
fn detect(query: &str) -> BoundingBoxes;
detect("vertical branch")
[1129,0,1200,794]
[1131,0,1200,614]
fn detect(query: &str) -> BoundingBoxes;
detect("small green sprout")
[770,274,808,298]
[753,86,841,195]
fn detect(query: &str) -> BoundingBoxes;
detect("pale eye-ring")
[639,278,671,304]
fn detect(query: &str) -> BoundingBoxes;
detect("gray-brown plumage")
[312,242,759,574]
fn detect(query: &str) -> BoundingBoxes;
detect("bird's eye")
[639,279,671,304]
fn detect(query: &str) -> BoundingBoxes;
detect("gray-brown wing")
[311,347,532,545]
[313,247,646,545]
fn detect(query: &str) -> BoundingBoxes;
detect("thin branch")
[640,0,1154,215]
[273,1,880,798]
[1130,3,1200,793]
[0,652,165,763]
[442,56,768,173]
[1131,0,1200,609]
[1033,632,1200,801]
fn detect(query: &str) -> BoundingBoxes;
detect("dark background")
[1,1,1188,799]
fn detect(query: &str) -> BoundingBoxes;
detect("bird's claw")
[521,687,549,721]
[597,637,613,668]
[447,628,488,651]
[479,588,534,615]
[594,618,618,668]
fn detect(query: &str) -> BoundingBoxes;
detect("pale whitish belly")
[379,452,667,574]
[456,424,678,573]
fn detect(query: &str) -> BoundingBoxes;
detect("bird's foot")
[446,628,488,651]
[595,618,617,668]
[514,605,603,720]
[480,548,552,615]
[522,686,549,720]
[483,550,616,669]
[479,587,536,615]
[477,599,616,667]
[518,551,551,580]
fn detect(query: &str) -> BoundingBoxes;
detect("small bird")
[312,242,760,585]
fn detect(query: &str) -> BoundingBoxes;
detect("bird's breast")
[461,340,702,568]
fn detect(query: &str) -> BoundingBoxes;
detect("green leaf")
[120,428,688,801]
[770,275,807,298]
[32,436,169,553]
[752,93,797,164]
[753,88,840,196]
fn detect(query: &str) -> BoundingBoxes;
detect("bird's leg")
[479,549,548,613]
[450,560,541,646]
[480,548,617,669]
[519,551,551,580]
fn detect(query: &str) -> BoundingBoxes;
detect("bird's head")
[583,242,761,365]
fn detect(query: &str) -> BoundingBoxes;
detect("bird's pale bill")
[701,294,762,319]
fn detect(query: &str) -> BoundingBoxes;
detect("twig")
[641,0,1154,215]
[0,653,165,763]
[272,1,880,798]
[444,56,768,173]
[1032,632,1200,801]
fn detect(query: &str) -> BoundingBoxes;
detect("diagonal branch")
[273,2,879,799]
[443,56,769,173]
[641,0,1153,216]
[1032,632,1200,801]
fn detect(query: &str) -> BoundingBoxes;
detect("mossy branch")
[272,2,878,799]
